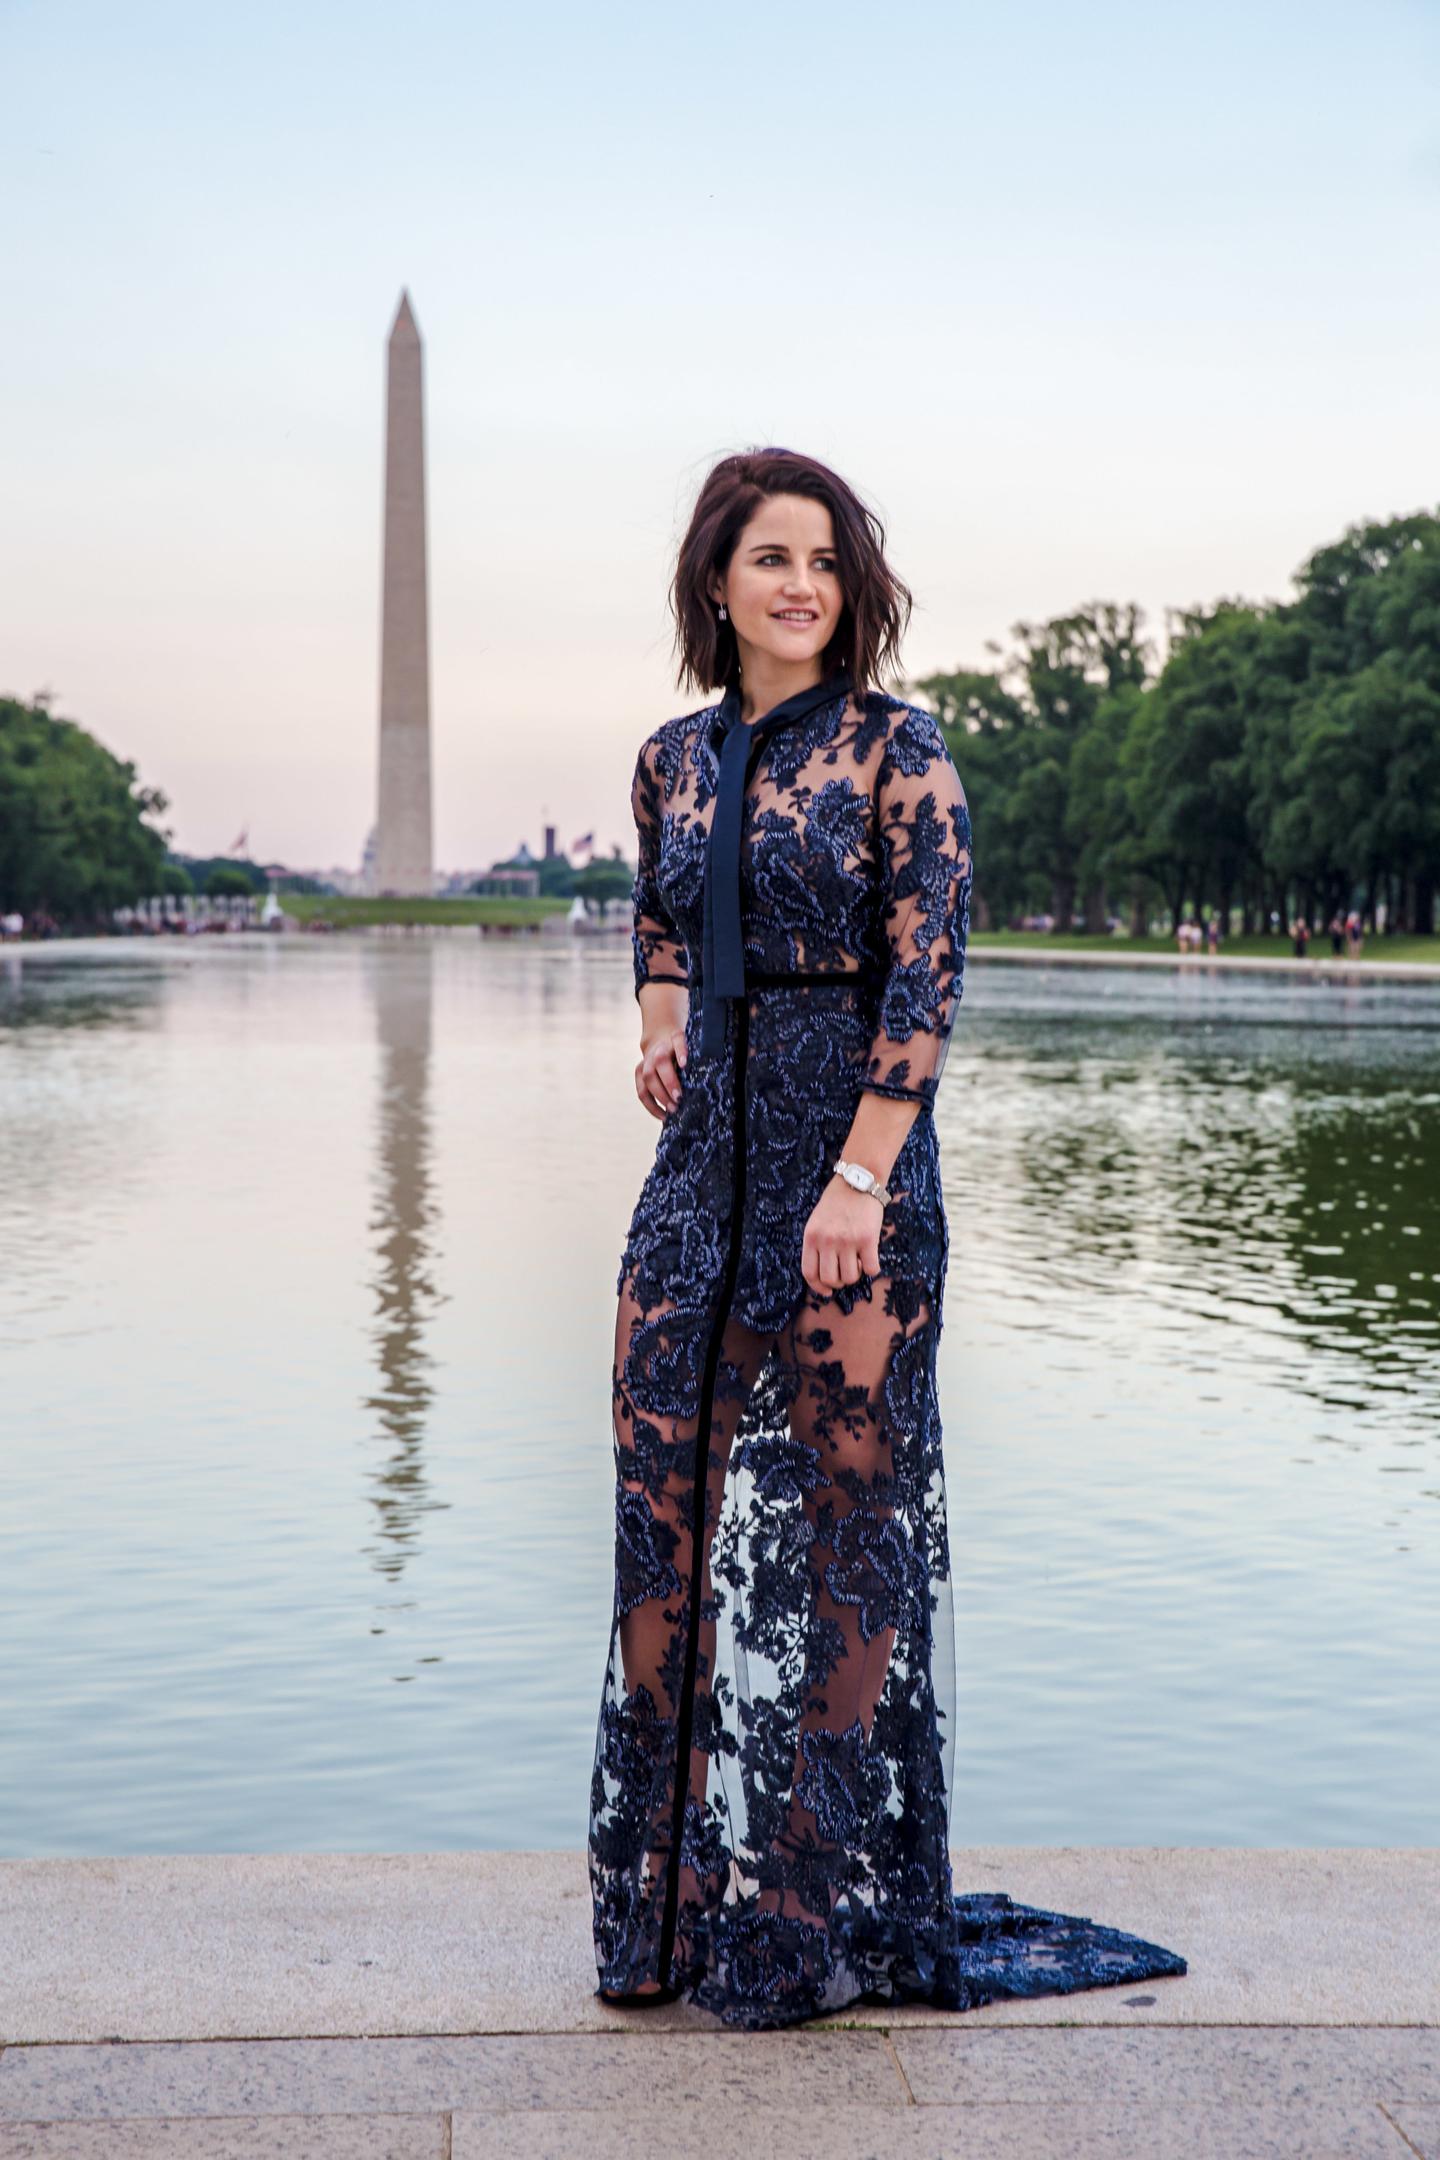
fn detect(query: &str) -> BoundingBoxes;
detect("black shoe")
[596,1981,679,2008]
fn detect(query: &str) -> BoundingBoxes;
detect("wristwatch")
[832,1157,893,1206]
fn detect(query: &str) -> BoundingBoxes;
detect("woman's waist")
[688,959,888,993]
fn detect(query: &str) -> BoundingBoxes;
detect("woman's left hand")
[801,1177,884,1294]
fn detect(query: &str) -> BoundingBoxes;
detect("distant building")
[281,864,370,896]
[471,866,540,897]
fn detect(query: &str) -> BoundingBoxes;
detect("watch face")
[842,1164,868,1190]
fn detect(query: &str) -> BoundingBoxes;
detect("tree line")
[915,509,1440,936]
[0,692,170,926]
[5,507,1437,936]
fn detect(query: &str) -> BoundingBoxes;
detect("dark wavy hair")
[670,446,913,698]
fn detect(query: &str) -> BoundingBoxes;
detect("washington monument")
[373,289,433,896]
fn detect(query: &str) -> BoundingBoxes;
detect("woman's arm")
[801,710,973,1293]
[630,740,690,1120]
[854,709,973,1115]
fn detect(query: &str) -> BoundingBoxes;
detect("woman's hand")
[802,1176,884,1294]
[636,1021,688,1120]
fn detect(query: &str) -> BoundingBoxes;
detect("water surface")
[3,937,1437,1855]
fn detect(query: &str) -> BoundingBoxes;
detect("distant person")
[1329,912,1345,957]
[590,444,1187,2027]
[1,909,23,941]
[1292,916,1311,958]
[1206,913,1220,955]
[1346,910,1364,958]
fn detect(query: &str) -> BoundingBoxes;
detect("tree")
[912,508,1440,942]
[0,694,170,924]
[574,857,633,903]
[1125,604,1264,933]
[204,865,255,898]
[915,604,1155,932]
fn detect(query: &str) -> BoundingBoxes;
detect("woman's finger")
[634,1059,665,1120]
[637,1032,685,1115]
[652,1044,682,1111]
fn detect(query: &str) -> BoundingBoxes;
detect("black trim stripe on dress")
[688,966,888,991]
[653,974,749,1989]
[650,954,884,1984]
[650,723,892,1985]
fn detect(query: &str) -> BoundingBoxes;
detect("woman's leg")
[603,1271,772,1989]
[757,1265,935,1940]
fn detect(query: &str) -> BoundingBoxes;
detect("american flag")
[572,830,595,858]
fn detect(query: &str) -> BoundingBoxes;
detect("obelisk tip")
[389,289,421,344]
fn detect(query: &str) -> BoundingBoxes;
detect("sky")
[3,0,1438,873]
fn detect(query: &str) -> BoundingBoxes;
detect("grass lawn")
[273,899,1437,967]
[279,893,573,929]
[971,929,1439,964]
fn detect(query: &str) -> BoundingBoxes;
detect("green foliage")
[573,856,633,903]
[177,854,268,894]
[281,892,565,928]
[204,865,255,898]
[912,509,1440,936]
[536,854,578,897]
[0,693,169,924]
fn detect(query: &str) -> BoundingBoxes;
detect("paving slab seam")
[4,2019,1440,2048]
[1376,2103,1427,2159]
[878,2033,916,2104]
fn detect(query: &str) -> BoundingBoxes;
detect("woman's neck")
[736,656,836,724]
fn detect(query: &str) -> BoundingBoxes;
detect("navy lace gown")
[588,675,1187,2028]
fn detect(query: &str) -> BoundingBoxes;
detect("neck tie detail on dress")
[698,666,852,1060]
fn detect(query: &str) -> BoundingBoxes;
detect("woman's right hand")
[636,1022,688,1120]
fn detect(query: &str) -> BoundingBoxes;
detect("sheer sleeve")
[858,708,974,1111]
[630,738,690,1001]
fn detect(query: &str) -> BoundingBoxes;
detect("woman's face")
[711,493,844,675]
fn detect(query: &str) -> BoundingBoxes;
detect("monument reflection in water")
[360,942,451,1601]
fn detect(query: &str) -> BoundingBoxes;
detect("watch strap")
[833,1157,893,1206]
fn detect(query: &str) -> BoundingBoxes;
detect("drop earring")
[718,603,728,621]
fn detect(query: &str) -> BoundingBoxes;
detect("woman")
[588,447,1187,2028]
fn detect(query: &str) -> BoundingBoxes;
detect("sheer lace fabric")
[589,685,1186,2028]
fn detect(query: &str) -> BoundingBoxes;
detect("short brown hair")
[669,446,913,698]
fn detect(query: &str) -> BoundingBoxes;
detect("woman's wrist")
[637,979,688,1048]
[836,1091,920,1193]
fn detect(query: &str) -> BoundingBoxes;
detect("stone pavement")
[1,1849,1436,2157]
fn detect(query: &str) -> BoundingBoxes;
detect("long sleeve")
[630,738,690,1001]
[857,709,974,1112]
